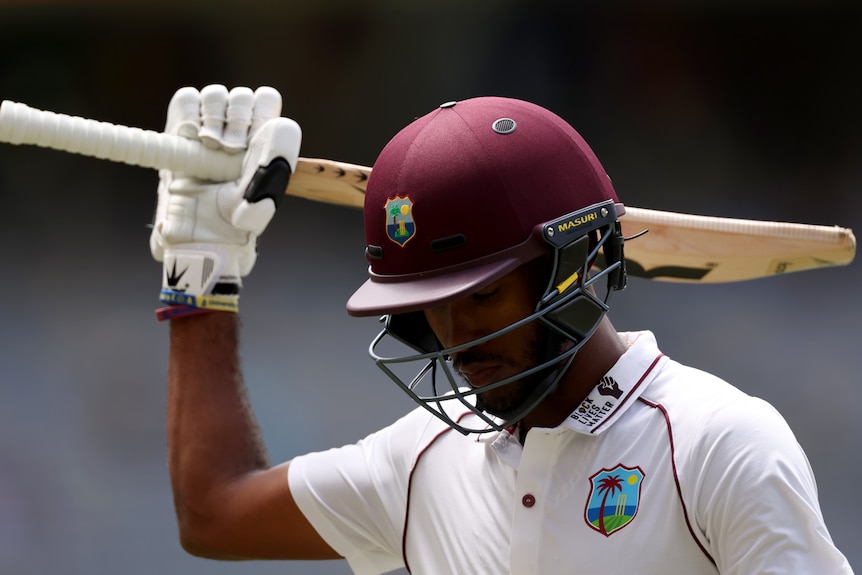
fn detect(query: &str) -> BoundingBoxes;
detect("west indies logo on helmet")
[347,96,628,434]
[383,195,415,246]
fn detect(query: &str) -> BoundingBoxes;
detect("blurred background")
[0,0,859,573]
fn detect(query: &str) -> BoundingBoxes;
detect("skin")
[166,264,626,560]
[168,312,339,560]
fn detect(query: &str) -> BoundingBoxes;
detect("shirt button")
[522,494,536,507]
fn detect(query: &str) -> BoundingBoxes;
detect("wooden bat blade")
[618,208,855,283]
[288,158,856,283]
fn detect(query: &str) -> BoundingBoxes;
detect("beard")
[456,325,571,421]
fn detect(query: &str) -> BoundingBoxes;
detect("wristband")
[159,289,239,313]
[155,305,219,322]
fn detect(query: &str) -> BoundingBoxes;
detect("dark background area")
[0,1,859,573]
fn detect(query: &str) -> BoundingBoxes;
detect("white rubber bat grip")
[0,100,243,181]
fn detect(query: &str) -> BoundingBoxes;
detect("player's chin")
[475,380,533,418]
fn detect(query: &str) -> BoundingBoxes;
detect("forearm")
[167,312,268,531]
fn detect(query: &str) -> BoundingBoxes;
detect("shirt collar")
[562,330,665,435]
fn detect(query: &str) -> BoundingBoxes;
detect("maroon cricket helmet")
[346,96,620,317]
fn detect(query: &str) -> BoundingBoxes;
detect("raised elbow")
[173,501,234,559]
[177,526,209,558]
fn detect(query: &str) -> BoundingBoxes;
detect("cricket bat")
[0,100,854,283]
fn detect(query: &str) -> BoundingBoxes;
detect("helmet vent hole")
[492,118,517,135]
[430,234,467,253]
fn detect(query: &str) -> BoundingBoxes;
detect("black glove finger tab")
[244,158,292,208]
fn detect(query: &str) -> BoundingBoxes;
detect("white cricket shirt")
[288,331,852,574]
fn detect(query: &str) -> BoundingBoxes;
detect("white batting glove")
[149,84,301,320]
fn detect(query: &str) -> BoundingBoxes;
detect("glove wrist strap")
[155,288,239,322]
[155,305,220,322]
[159,288,240,312]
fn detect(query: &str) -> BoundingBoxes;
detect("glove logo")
[165,259,188,291]
[384,196,416,247]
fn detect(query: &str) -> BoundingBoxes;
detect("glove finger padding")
[198,84,230,149]
[250,87,282,136]
[165,87,203,140]
[221,87,256,151]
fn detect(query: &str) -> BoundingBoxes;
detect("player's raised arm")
[151,84,338,560]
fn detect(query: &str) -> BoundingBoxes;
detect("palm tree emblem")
[595,474,624,534]
[586,465,645,536]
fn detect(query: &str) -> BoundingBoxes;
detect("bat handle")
[0,100,243,181]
